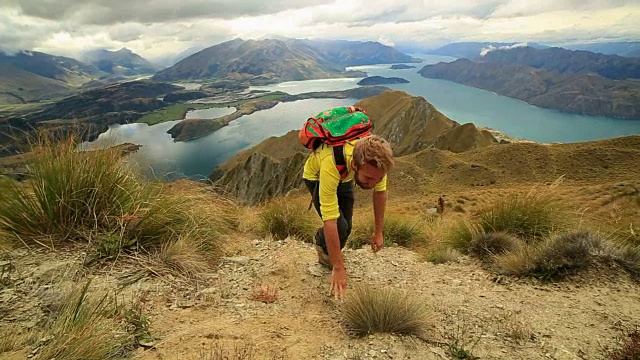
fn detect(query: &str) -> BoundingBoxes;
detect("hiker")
[438,195,446,215]
[299,107,394,301]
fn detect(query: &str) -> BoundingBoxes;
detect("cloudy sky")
[1,0,638,61]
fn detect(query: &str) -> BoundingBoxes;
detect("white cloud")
[480,42,529,56]
[0,0,638,60]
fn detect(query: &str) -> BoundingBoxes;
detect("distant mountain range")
[480,46,640,80]
[82,48,159,76]
[562,42,640,58]
[153,38,420,83]
[424,42,549,59]
[423,41,640,59]
[420,59,640,119]
[299,39,421,66]
[0,48,160,104]
[0,64,73,104]
[0,50,104,86]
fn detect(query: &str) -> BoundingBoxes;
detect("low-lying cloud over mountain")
[1,0,638,61]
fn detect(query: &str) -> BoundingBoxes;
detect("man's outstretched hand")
[371,232,384,253]
[330,266,347,301]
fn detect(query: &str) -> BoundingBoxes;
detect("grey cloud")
[0,13,61,54]
[2,0,329,24]
[491,0,636,18]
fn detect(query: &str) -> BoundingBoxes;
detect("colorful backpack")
[298,106,373,180]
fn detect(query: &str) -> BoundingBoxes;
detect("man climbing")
[302,131,394,301]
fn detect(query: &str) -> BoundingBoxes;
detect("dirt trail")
[130,235,640,360]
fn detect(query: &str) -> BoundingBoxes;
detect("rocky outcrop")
[213,151,307,204]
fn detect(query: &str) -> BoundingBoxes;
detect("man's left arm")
[371,190,387,252]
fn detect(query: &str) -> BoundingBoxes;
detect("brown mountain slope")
[391,135,640,199]
[0,64,72,104]
[210,90,502,203]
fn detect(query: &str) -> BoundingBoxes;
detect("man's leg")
[304,179,354,267]
[304,180,330,267]
[336,181,355,249]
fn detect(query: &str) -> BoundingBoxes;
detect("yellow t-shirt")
[302,140,387,221]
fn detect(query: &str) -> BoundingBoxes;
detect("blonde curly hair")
[352,135,394,172]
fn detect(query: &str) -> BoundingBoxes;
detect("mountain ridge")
[419,58,640,119]
[82,48,159,76]
[210,90,499,203]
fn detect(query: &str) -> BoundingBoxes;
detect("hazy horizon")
[1,0,638,62]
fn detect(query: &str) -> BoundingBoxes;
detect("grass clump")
[36,279,135,360]
[0,138,228,276]
[495,231,603,279]
[468,232,519,259]
[259,198,316,242]
[341,285,428,337]
[426,247,461,264]
[445,221,477,251]
[478,195,560,241]
[348,216,425,249]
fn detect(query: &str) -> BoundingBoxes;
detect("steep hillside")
[0,64,72,103]
[419,59,640,119]
[355,90,497,156]
[0,50,103,86]
[481,46,640,80]
[300,39,421,66]
[83,48,158,76]
[212,90,498,203]
[153,39,363,83]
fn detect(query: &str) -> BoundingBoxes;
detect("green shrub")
[341,285,428,337]
[468,232,520,259]
[445,221,477,251]
[259,199,316,242]
[478,195,560,241]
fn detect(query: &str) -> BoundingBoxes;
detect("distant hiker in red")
[438,195,446,215]
[299,106,394,301]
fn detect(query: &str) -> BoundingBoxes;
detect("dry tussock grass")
[341,285,428,337]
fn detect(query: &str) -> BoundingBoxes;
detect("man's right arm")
[324,218,347,300]
[323,219,344,270]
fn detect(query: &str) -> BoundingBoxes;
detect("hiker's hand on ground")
[371,232,384,253]
[330,266,347,301]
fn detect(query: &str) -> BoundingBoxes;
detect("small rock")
[495,304,504,309]
[429,347,448,359]
[307,265,325,277]
[369,349,377,357]
[223,256,250,264]
[452,280,462,286]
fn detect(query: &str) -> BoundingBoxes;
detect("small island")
[390,64,417,70]
[357,76,410,86]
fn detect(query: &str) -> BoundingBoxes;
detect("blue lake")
[86,54,640,179]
